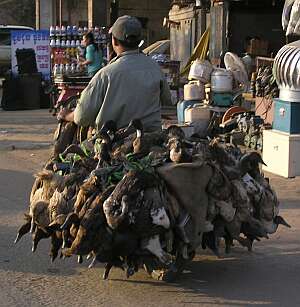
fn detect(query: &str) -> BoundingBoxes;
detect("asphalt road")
[0,110,300,307]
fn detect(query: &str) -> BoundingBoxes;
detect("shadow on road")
[112,247,300,306]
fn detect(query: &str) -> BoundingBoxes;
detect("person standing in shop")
[80,32,103,77]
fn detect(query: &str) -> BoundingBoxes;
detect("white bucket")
[188,59,213,83]
[184,80,205,100]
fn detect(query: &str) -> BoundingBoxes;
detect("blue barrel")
[177,100,199,124]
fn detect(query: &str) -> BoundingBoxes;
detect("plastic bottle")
[78,27,83,39]
[65,63,71,75]
[61,25,66,38]
[59,63,65,75]
[55,39,61,48]
[76,63,81,73]
[55,25,61,37]
[72,25,78,37]
[67,25,72,37]
[53,64,59,77]
[50,26,55,37]
[71,63,76,75]
[50,39,56,48]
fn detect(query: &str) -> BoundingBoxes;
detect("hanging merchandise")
[49,25,109,78]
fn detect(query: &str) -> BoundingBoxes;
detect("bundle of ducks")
[15,119,290,281]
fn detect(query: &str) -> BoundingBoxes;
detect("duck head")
[100,120,117,141]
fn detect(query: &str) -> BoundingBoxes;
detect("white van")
[0,25,34,74]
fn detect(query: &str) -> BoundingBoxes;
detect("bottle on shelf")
[72,25,78,37]
[50,39,56,48]
[61,25,66,39]
[78,26,83,39]
[55,38,61,48]
[53,64,59,77]
[83,26,88,35]
[67,25,72,38]
[59,63,65,75]
[50,26,55,38]
[71,63,76,75]
[55,25,61,37]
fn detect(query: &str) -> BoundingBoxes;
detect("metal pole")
[59,0,62,27]
[36,0,40,30]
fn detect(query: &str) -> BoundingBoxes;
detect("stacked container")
[177,60,212,124]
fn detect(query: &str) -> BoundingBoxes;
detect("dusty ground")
[0,109,300,307]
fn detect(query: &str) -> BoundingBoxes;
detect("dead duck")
[165,125,185,140]
[128,119,149,157]
[262,215,291,234]
[238,151,267,179]
[94,131,112,168]
[166,137,192,163]
[126,119,166,158]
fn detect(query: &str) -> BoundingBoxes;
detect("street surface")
[0,109,300,307]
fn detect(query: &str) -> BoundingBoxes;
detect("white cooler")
[263,129,300,178]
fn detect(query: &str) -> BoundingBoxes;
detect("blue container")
[211,92,233,107]
[177,100,198,124]
[273,98,300,134]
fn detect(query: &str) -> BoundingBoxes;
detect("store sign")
[11,30,50,80]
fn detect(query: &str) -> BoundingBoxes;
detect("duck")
[126,119,150,158]
[238,151,267,179]
[166,137,192,163]
[94,131,112,168]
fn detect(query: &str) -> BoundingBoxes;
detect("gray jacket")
[74,50,172,131]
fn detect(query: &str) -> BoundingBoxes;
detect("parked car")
[0,25,34,75]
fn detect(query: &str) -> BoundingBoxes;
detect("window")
[0,30,11,46]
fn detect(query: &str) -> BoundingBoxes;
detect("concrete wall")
[61,0,88,26]
[0,0,35,28]
[118,0,171,45]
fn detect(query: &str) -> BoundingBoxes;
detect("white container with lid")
[184,104,211,137]
[188,59,213,83]
[211,69,233,93]
[184,104,211,123]
[184,80,205,101]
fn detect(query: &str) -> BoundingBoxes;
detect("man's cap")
[110,15,142,42]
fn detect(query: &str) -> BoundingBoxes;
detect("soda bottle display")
[50,26,55,37]
[61,25,66,38]
[55,26,61,37]
[67,25,72,37]
[72,25,78,37]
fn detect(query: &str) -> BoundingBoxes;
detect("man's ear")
[112,36,119,47]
